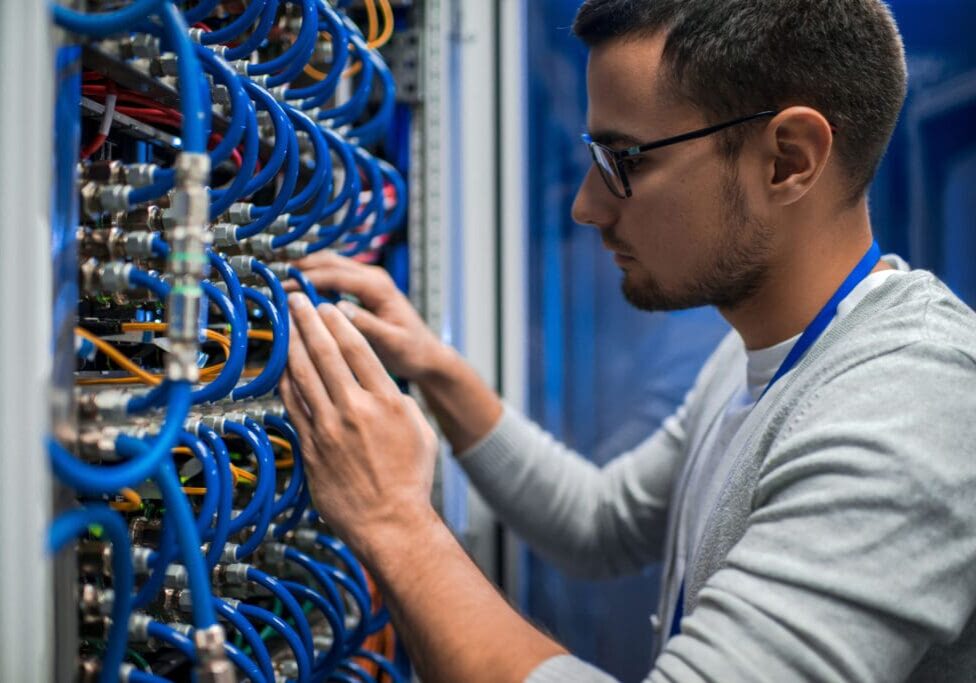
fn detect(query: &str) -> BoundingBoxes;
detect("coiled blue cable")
[244,567,315,661]
[197,45,248,164]
[182,0,220,24]
[200,0,266,44]
[209,100,259,218]
[280,580,345,677]
[223,0,280,60]
[238,603,311,683]
[252,107,331,216]
[49,381,191,493]
[52,0,166,38]
[339,660,379,683]
[313,32,374,118]
[222,419,275,558]
[282,548,347,638]
[232,287,286,399]
[348,51,396,146]
[115,435,217,628]
[288,0,349,104]
[214,597,275,683]
[264,415,304,517]
[49,506,133,683]
[177,431,221,537]
[355,650,405,683]
[246,0,317,87]
[196,425,233,570]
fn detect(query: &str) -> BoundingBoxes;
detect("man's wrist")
[414,341,462,389]
[353,503,444,575]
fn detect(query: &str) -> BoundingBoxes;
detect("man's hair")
[573,0,908,202]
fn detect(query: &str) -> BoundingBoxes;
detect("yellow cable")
[75,327,161,385]
[109,488,143,512]
[275,458,295,470]
[370,0,394,49]
[303,0,392,81]
[268,435,292,451]
[181,487,208,496]
[76,324,232,386]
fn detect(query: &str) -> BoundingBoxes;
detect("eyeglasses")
[582,110,779,199]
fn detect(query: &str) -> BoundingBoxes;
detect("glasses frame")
[582,110,780,199]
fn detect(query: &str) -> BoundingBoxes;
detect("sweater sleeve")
[456,402,688,578]
[647,340,976,682]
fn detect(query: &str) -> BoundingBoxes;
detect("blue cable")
[221,420,275,558]
[132,519,176,609]
[252,108,331,216]
[225,642,267,683]
[354,650,404,683]
[114,435,217,629]
[264,414,304,518]
[238,603,311,683]
[197,45,248,164]
[232,287,286,399]
[286,266,321,304]
[128,670,171,683]
[194,280,245,404]
[322,564,370,652]
[160,3,209,153]
[340,661,378,683]
[240,80,289,195]
[288,0,349,104]
[246,0,317,86]
[377,159,407,234]
[280,580,345,677]
[49,506,133,683]
[146,619,195,660]
[244,567,315,659]
[196,425,233,570]
[176,431,221,537]
[282,548,347,639]
[273,481,310,537]
[223,0,280,60]
[209,100,259,218]
[348,51,396,146]
[53,0,165,38]
[49,381,191,493]
[200,0,266,44]
[182,0,220,24]
[214,597,276,683]
[312,32,374,118]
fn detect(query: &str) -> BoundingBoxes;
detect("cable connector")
[194,624,236,683]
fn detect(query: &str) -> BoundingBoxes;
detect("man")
[281,0,976,680]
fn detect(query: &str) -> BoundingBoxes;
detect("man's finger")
[318,302,399,397]
[285,311,335,416]
[289,293,360,407]
[335,300,399,345]
[279,371,314,441]
[293,253,393,309]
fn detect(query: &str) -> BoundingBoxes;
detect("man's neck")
[720,205,887,351]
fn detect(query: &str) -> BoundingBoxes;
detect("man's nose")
[572,166,615,230]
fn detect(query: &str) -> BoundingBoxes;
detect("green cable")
[127,648,152,672]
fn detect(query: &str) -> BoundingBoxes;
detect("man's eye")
[621,156,645,173]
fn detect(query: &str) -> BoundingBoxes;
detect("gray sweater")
[459,269,976,682]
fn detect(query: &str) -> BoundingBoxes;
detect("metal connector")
[194,625,236,683]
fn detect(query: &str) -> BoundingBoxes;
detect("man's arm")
[288,251,687,577]
[281,295,567,682]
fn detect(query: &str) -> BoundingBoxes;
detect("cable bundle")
[49,2,409,681]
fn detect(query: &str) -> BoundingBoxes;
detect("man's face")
[572,35,774,312]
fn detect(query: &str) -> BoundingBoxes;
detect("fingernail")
[317,302,336,315]
[288,292,310,309]
[336,300,356,319]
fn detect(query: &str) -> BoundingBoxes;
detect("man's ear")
[758,106,834,206]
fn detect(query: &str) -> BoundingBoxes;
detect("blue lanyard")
[760,240,882,399]
[668,240,882,639]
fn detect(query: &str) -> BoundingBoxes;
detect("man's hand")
[280,293,439,550]
[287,251,446,381]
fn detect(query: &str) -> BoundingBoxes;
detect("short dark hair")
[573,0,908,202]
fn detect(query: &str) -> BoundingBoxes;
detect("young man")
[281,1,976,680]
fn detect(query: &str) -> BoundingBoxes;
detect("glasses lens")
[589,143,627,198]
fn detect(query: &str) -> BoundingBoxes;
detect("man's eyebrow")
[587,129,644,147]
